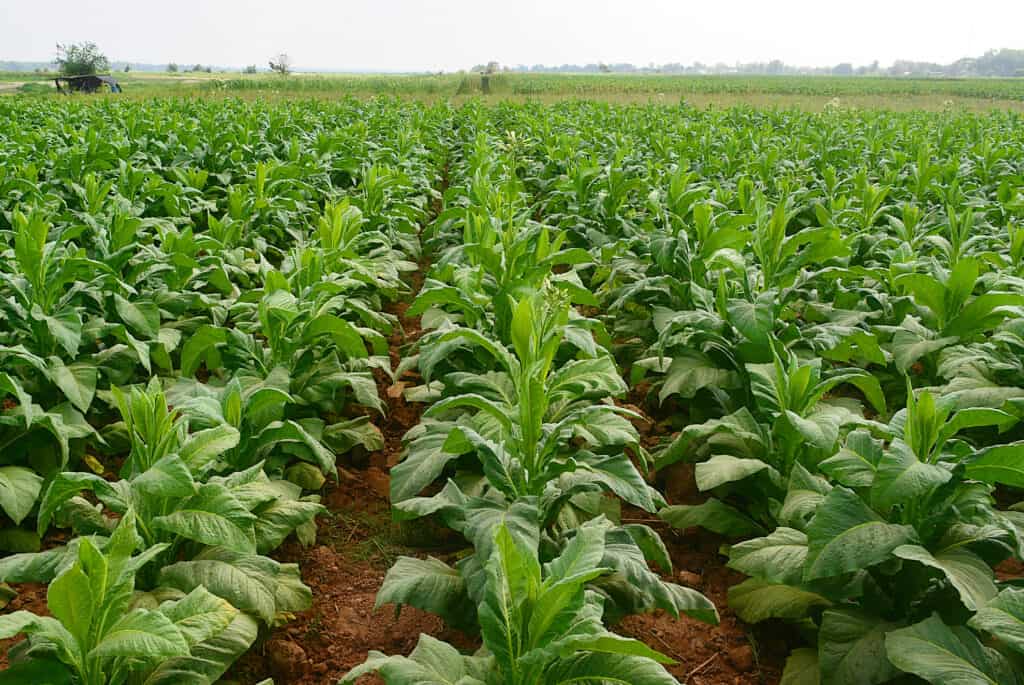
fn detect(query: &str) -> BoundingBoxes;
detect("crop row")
[0,97,446,684]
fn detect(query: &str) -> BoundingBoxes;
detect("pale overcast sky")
[1,0,1020,71]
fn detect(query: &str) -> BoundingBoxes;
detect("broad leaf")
[819,609,901,685]
[804,487,917,581]
[0,466,43,526]
[885,614,1023,685]
[728,578,830,624]
[660,498,765,537]
[968,587,1024,657]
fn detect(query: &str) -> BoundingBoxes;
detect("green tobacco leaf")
[114,294,160,339]
[253,497,324,554]
[478,525,540,675]
[575,451,659,513]
[37,308,83,358]
[728,527,808,585]
[340,633,491,685]
[967,441,1024,487]
[158,586,238,647]
[46,357,96,413]
[180,325,228,376]
[0,611,78,667]
[160,547,311,623]
[779,463,832,531]
[48,564,93,648]
[143,613,258,685]
[820,430,883,488]
[829,371,886,416]
[891,328,958,371]
[285,462,326,491]
[322,416,384,455]
[893,545,997,612]
[252,420,336,477]
[870,439,951,514]
[620,524,672,575]
[804,487,917,581]
[89,609,190,660]
[695,454,776,491]
[660,499,765,537]
[943,293,1024,339]
[159,557,275,623]
[658,352,740,403]
[544,522,608,583]
[543,652,679,685]
[596,537,719,624]
[38,472,122,534]
[456,498,541,562]
[131,454,195,500]
[0,373,34,427]
[728,578,830,624]
[885,614,1023,685]
[539,632,674,666]
[968,587,1024,657]
[0,466,43,526]
[179,425,240,471]
[819,609,901,685]
[303,314,368,359]
[727,296,774,347]
[547,356,628,407]
[780,648,820,685]
[152,483,257,553]
[376,556,476,632]
[0,541,84,583]
[655,408,766,470]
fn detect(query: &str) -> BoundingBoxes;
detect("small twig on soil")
[684,652,720,683]
[646,631,687,666]
[342,517,363,545]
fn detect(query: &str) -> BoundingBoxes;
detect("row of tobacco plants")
[3,93,1024,685]
[0,97,449,684]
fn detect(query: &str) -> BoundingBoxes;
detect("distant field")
[4,71,1024,110]
[192,72,1024,99]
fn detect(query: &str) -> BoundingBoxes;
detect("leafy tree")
[167,62,178,73]
[54,42,109,76]
[243,64,258,74]
[268,53,291,75]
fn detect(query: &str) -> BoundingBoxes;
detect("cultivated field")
[5,71,1024,110]
[0,88,1022,685]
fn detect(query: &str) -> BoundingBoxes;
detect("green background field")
[4,71,1024,110]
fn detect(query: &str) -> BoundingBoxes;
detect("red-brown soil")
[227,476,475,685]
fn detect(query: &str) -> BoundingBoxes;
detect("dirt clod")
[677,570,702,587]
[661,461,699,504]
[727,645,755,672]
[363,468,390,499]
[268,639,308,680]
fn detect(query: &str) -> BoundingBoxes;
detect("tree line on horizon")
[475,48,1024,78]
[4,45,1024,78]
